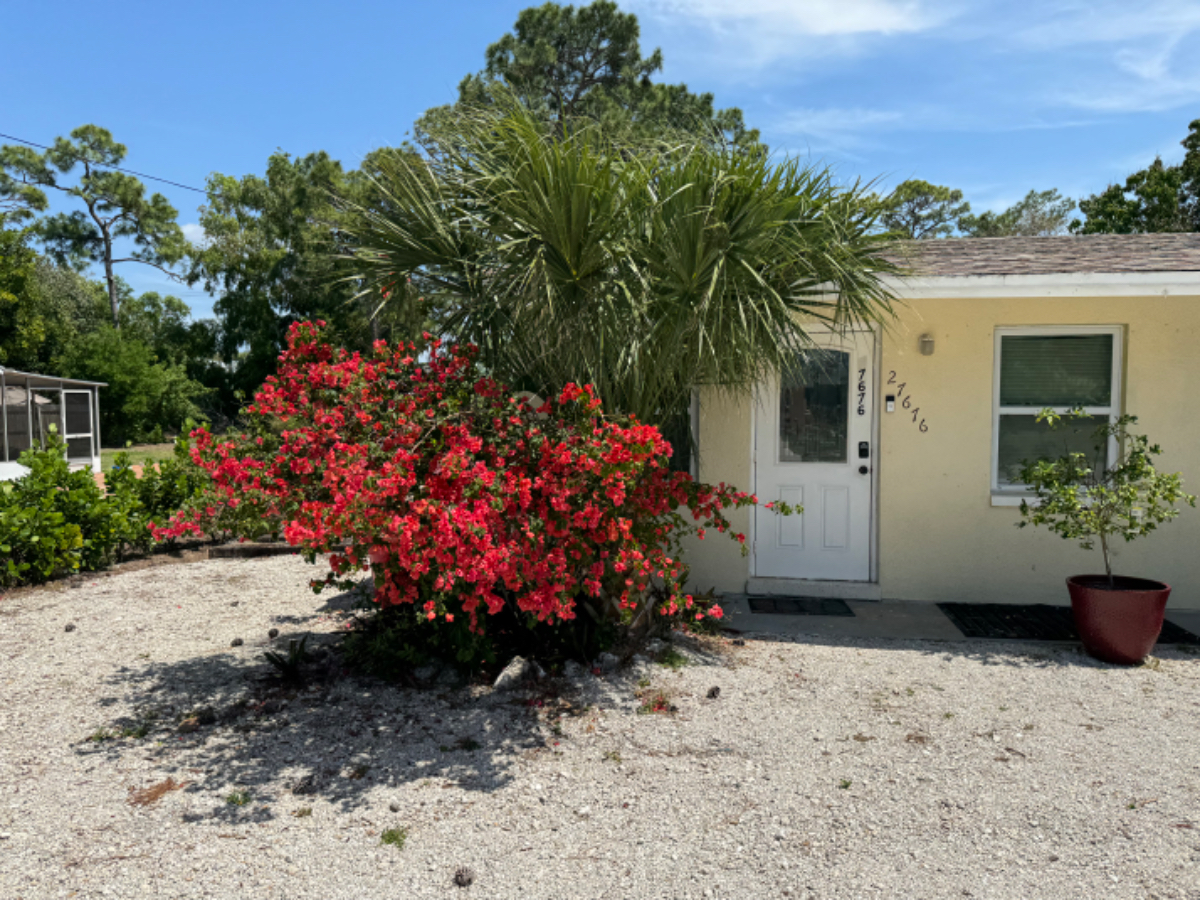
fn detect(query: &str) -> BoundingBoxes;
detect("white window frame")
[991,325,1123,506]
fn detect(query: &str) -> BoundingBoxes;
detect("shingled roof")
[893,233,1200,277]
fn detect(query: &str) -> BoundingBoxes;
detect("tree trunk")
[103,233,119,328]
[1100,531,1113,587]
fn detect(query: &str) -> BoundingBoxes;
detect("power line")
[0,130,207,194]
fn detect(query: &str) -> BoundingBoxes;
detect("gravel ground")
[1,555,1199,900]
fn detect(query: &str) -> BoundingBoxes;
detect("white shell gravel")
[1,554,1199,899]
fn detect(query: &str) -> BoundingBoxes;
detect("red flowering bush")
[154,322,785,639]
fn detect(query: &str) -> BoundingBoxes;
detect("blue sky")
[4,0,1198,319]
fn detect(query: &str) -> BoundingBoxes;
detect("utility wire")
[0,130,207,194]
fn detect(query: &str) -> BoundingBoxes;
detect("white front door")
[753,332,875,581]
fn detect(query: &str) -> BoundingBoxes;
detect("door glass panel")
[779,350,849,463]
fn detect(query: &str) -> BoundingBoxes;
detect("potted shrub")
[1017,410,1195,664]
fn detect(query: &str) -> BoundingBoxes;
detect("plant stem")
[1100,531,1113,587]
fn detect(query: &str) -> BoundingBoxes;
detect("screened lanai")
[0,367,105,481]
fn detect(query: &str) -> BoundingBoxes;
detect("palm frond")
[338,100,902,425]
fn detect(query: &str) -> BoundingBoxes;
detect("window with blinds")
[993,328,1121,489]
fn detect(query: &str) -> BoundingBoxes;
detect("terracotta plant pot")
[1066,575,1171,665]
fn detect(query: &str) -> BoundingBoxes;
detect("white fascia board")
[879,271,1200,300]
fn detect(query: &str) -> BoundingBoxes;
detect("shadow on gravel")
[76,586,678,822]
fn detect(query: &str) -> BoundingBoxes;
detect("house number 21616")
[887,371,929,433]
[856,368,867,416]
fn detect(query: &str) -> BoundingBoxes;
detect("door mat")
[937,603,1200,644]
[747,596,855,617]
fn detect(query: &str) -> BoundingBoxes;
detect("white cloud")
[628,0,955,68]
[772,107,906,152]
[769,105,1095,155]
[181,223,209,248]
[1053,33,1200,113]
[1011,0,1200,48]
[636,0,945,37]
[1008,1,1200,113]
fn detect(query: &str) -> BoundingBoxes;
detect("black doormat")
[747,596,855,617]
[937,603,1200,644]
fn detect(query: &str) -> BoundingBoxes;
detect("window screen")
[999,334,1113,407]
[65,393,91,434]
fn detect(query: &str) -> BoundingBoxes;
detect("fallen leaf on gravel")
[1005,747,1027,758]
[905,733,929,744]
[1171,823,1195,829]
[852,733,876,742]
[128,778,190,807]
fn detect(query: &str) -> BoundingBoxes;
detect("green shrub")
[116,427,209,543]
[0,432,128,585]
[0,427,209,587]
[0,482,82,585]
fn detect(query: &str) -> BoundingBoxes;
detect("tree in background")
[876,179,971,239]
[1072,118,1199,234]
[0,226,105,372]
[0,227,42,367]
[57,325,207,445]
[185,151,379,401]
[0,166,49,226]
[2,220,213,439]
[960,189,1075,237]
[0,126,188,326]
[188,1,762,415]
[417,0,761,151]
[343,103,898,430]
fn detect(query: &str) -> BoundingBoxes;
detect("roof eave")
[881,269,1200,300]
[0,367,109,388]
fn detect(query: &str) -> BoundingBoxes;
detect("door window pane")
[780,350,849,463]
[999,334,1113,407]
[997,414,1109,485]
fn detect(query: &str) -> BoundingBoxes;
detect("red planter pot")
[1066,575,1171,665]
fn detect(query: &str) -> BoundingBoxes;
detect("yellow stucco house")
[685,234,1200,611]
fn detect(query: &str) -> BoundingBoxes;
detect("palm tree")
[340,102,901,434]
